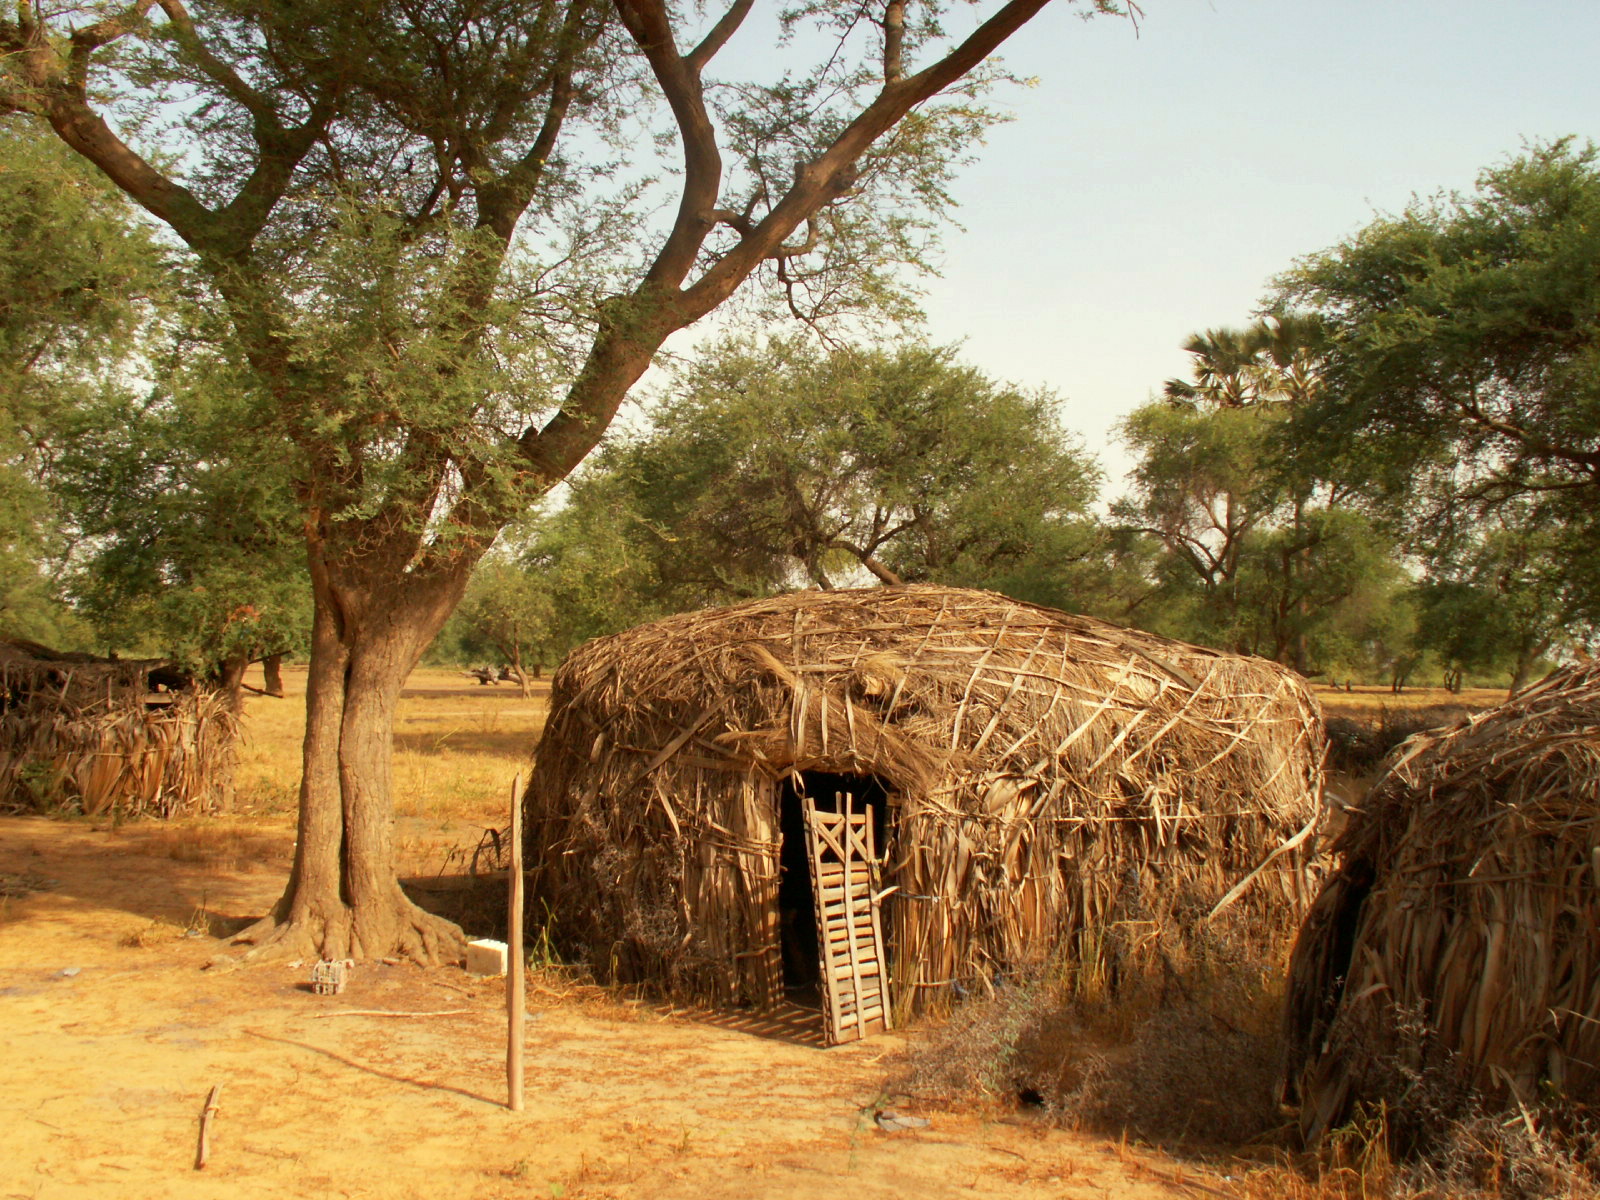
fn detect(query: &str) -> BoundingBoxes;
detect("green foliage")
[441,334,1118,668]
[592,334,1108,603]
[0,118,160,395]
[451,553,554,675]
[441,478,679,668]
[1274,139,1600,620]
[0,118,165,645]
[1,0,1058,577]
[1410,579,1513,693]
[520,472,687,645]
[1117,317,1409,675]
[0,0,1088,662]
[0,126,313,673]
[1408,508,1595,692]
[52,355,311,673]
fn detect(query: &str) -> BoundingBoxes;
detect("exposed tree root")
[232,893,465,966]
[384,900,467,966]
[231,912,334,963]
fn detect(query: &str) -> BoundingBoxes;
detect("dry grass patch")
[1314,684,1506,719]
[895,938,1289,1149]
[120,914,193,947]
[116,819,295,873]
[228,662,548,875]
[896,962,1600,1199]
[1229,1106,1600,1200]
[233,663,547,830]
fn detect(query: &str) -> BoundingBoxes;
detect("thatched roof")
[526,585,1326,1015]
[0,637,190,708]
[0,638,233,818]
[1284,662,1600,1139]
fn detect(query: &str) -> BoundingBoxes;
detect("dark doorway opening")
[776,771,892,1009]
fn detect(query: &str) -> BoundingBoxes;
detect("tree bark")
[235,540,473,963]
[507,647,531,698]
[262,652,285,697]
[1507,638,1550,698]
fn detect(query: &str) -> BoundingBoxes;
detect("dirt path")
[0,818,1220,1200]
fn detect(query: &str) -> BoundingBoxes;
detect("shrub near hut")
[1284,662,1600,1144]
[0,639,236,818]
[525,586,1327,1033]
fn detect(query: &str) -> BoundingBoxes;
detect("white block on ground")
[466,938,508,977]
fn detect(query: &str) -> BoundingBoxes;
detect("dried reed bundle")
[1284,661,1600,1138]
[0,639,237,818]
[526,586,1326,1017]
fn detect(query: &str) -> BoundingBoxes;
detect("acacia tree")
[1268,142,1600,686]
[0,118,160,643]
[453,554,555,694]
[1274,140,1600,594]
[54,356,311,698]
[1,0,1111,961]
[600,336,1104,595]
[1116,317,1406,670]
[1408,510,1597,695]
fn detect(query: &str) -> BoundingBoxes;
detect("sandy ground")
[0,818,1224,1200]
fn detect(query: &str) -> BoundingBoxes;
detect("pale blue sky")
[912,0,1600,480]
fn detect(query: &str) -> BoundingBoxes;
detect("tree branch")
[832,539,904,586]
[158,0,280,129]
[66,1,159,96]
[680,0,1056,319]
[614,0,724,290]
[685,0,754,73]
[881,0,906,84]
[17,47,216,246]
[480,0,605,242]
[1452,391,1600,477]
[516,0,1056,500]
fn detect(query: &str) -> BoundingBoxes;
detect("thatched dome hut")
[0,638,235,818]
[1284,662,1600,1139]
[525,586,1326,1033]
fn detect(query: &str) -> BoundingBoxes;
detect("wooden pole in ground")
[507,772,525,1112]
[195,1083,223,1169]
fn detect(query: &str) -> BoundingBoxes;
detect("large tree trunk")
[236,546,473,963]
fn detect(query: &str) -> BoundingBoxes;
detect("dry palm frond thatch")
[525,585,1326,1018]
[0,638,236,818]
[1284,661,1600,1139]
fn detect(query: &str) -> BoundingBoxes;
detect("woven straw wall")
[1284,662,1600,1136]
[526,586,1326,1015]
[0,641,236,818]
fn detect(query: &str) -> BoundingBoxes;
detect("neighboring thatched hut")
[526,586,1326,1030]
[0,638,237,818]
[1284,662,1600,1139]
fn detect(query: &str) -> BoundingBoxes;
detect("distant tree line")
[5,114,1598,698]
[442,141,1600,693]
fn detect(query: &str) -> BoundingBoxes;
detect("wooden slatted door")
[803,793,893,1045]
